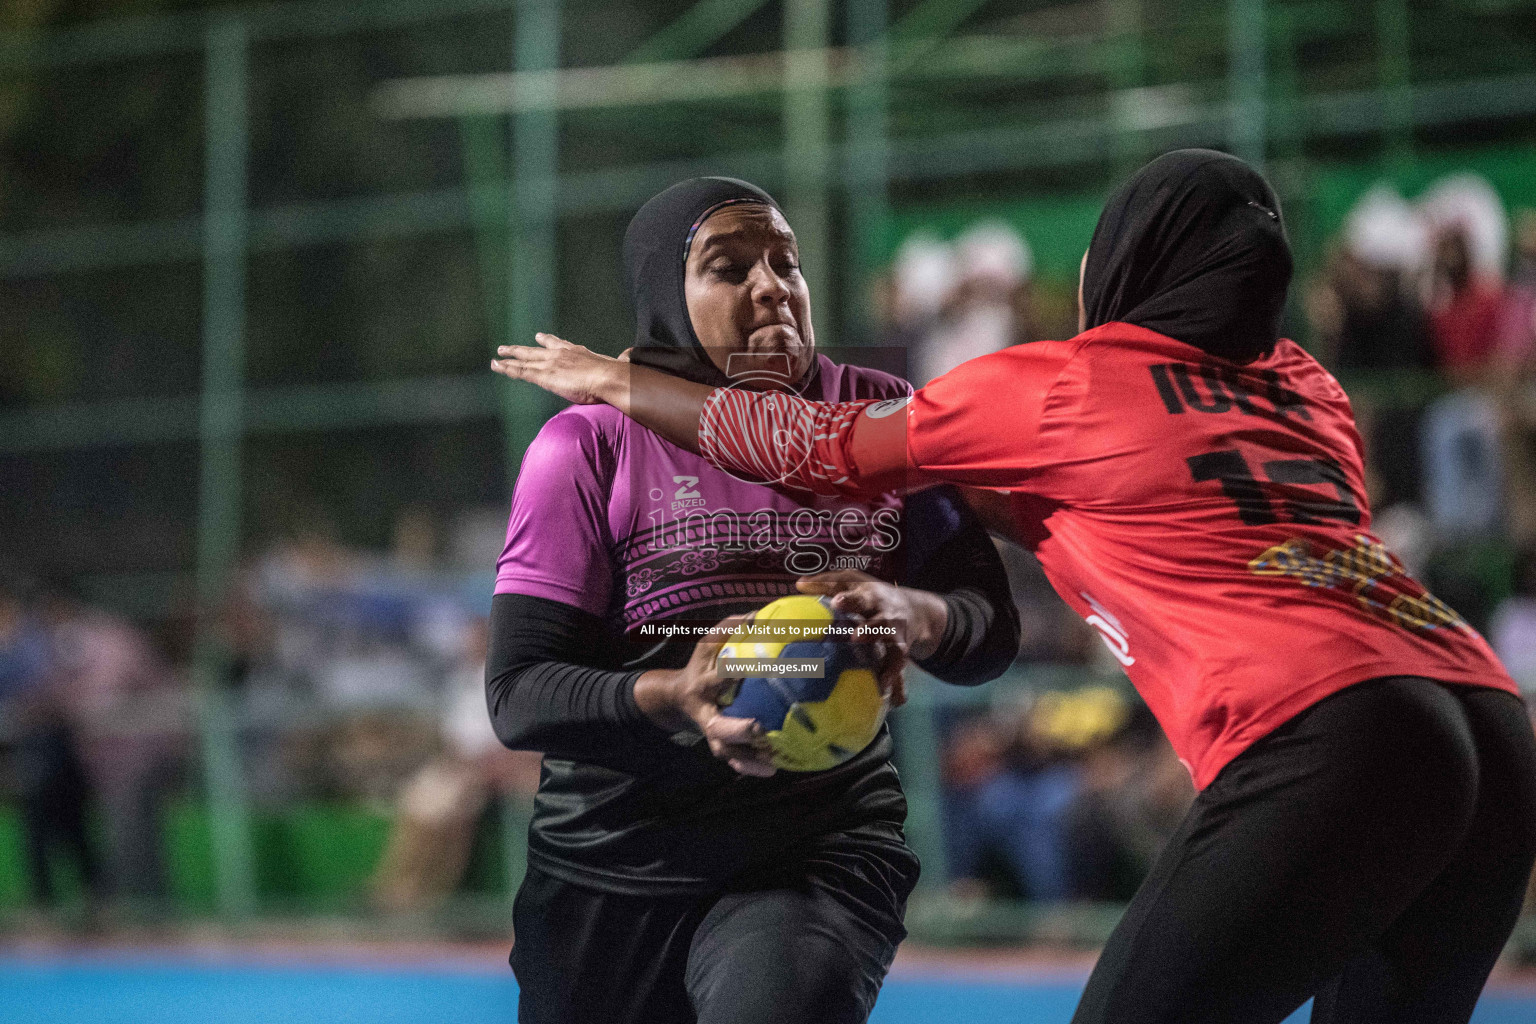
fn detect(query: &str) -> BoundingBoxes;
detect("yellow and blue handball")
[715,594,889,773]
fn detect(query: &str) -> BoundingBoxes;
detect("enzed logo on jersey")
[1081,591,1135,667]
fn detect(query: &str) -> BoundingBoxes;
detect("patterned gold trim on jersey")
[1248,534,1469,632]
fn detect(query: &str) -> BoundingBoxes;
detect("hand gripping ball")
[715,594,889,772]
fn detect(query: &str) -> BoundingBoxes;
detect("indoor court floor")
[4,947,1536,1023]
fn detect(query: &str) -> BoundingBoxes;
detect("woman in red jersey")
[493,150,1536,1024]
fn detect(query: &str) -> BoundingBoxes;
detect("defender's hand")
[633,615,777,778]
[797,571,947,661]
[798,574,927,709]
[492,333,623,407]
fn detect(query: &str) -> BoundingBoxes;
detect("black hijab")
[1082,149,1293,363]
[622,176,786,388]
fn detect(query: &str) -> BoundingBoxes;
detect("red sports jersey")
[700,322,1516,787]
[908,323,1515,786]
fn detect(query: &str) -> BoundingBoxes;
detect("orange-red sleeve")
[695,341,1077,497]
[904,341,1080,487]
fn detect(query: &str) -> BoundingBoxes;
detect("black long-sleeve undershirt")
[909,519,1021,686]
[486,498,1018,762]
[485,593,660,765]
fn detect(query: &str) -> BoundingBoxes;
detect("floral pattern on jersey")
[676,549,722,575]
[625,567,661,597]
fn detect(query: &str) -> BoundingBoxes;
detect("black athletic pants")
[1073,676,1536,1024]
[511,832,917,1024]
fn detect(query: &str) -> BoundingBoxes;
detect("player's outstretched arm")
[492,333,714,454]
[492,332,921,497]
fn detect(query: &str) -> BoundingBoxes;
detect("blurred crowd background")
[4,0,1536,953]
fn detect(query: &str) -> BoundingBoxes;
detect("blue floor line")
[1,960,1533,1023]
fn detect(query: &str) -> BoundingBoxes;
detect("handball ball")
[715,594,889,773]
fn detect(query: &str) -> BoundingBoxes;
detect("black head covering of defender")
[1082,149,1294,364]
[622,176,793,388]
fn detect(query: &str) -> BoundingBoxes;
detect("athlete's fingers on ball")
[825,584,861,606]
[709,732,773,771]
[811,569,877,582]
[705,714,759,748]
[795,570,876,594]
[699,613,751,652]
[728,756,777,778]
[708,612,751,633]
[697,650,727,682]
[878,624,913,656]
[871,640,909,707]
[711,721,773,753]
[831,586,881,618]
[712,735,767,759]
[696,677,727,706]
[853,615,893,640]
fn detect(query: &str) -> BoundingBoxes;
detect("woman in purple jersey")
[486,177,1019,1024]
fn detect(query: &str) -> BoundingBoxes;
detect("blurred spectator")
[210,505,510,816]
[0,575,101,909]
[1496,209,1536,377]
[244,522,456,801]
[1419,172,1510,381]
[937,686,1187,903]
[372,614,540,913]
[1420,388,1504,540]
[940,703,1079,902]
[888,221,1034,387]
[1491,547,1536,694]
[1305,175,1536,664]
[939,713,1007,898]
[40,579,189,911]
[1371,501,1434,580]
[886,231,956,360]
[1420,173,1509,284]
[1306,185,1432,371]
[390,506,441,573]
[1426,227,1507,381]
[996,543,1099,665]
[1064,702,1192,901]
[1309,247,1433,371]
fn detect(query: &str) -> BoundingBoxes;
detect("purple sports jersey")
[497,355,910,633]
[491,354,948,895]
